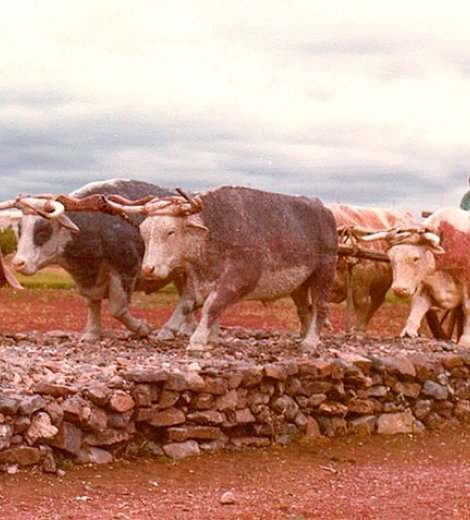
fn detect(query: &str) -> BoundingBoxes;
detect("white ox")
[362,207,470,347]
[328,204,417,334]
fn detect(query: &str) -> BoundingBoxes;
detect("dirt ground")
[0,286,469,519]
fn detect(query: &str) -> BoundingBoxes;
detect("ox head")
[106,190,207,280]
[0,196,79,275]
[357,227,444,299]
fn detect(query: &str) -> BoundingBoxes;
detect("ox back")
[199,187,337,290]
[64,179,175,292]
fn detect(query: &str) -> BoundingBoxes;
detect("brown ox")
[361,207,470,347]
[108,185,338,352]
[328,204,417,334]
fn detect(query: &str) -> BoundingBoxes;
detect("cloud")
[0,0,470,217]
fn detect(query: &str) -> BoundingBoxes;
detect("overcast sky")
[1,0,470,216]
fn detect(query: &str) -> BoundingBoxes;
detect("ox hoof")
[79,332,101,343]
[400,330,419,339]
[133,322,152,338]
[456,336,470,350]
[156,327,176,341]
[186,343,212,357]
[178,322,197,337]
[299,339,319,354]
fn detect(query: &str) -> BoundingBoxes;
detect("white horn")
[423,231,441,246]
[21,197,65,218]
[357,230,392,242]
[0,199,17,210]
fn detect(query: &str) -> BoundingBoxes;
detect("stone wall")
[1,350,470,473]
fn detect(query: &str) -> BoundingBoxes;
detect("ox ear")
[185,215,208,233]
[57,215,80,233]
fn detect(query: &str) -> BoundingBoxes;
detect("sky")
[1,0,470,216]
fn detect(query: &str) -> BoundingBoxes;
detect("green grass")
[14,269,179,293]
[15,270,76,290]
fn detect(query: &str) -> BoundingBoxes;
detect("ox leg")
[301,261,335,352]
[157,296,198,340]
[108,274,152,337]
[291,283,312,338]
[187,279,249,351]
[354,284,388,337]
[457,287,470,348]
[400,288,432,338]
[81,298,102,342]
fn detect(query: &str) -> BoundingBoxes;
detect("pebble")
[220,491,236,505]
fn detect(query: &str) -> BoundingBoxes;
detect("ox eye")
[166,230,176,238]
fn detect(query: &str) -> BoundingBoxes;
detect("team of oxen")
[0,178,468,351]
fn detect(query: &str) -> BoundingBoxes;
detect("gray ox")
[360,207,470,347]
[109,185,338,352]
[7,179,195,341]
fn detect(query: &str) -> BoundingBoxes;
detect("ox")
[361,207,470,347]
[5,179,195,341]
[109,185,338,352]
[328,204,416,335]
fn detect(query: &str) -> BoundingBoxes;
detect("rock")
[85,427,133,447]
[184,372,206,392]
[234,408,256,424]
[157,390,180,410]
[0,396,20,415]
[0,424,14,450]
[349,415,377,436]
[47,422,82,456]
[83,385,112,406]
[124,369,169,383]
[44,401,65,425]
[413,399,432,420]
[303,417,323,440]
[203,378,228,395]
[131,384,152,407]
[167,426,221,442]
[216,390,239,411]
[220,491,236,505]
[264,363,288,380]
[422,380,449,400]
[25,412,59,444]
[187,411,225,425]
[318,401,348,417]
[381,357,416,377]
[29,382,76,398]
[14,416,31,434]
[230,437,271,448]
[0,446,41,466]
[163,440,200,460]
[107,410,133,430]
[77,447,114,465]
[18,395,46,415]
[109,390,135,413]
[164,373,188,392]
[272,396,299,419]
[85,407,108,432]
[316,416,348,437]
[377,412,414,435]
[147,408,186,427]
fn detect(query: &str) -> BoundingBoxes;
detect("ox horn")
[355,229,396,242]
[0,199,17,211]
[422,231,441,246]
[18,197,66,219]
